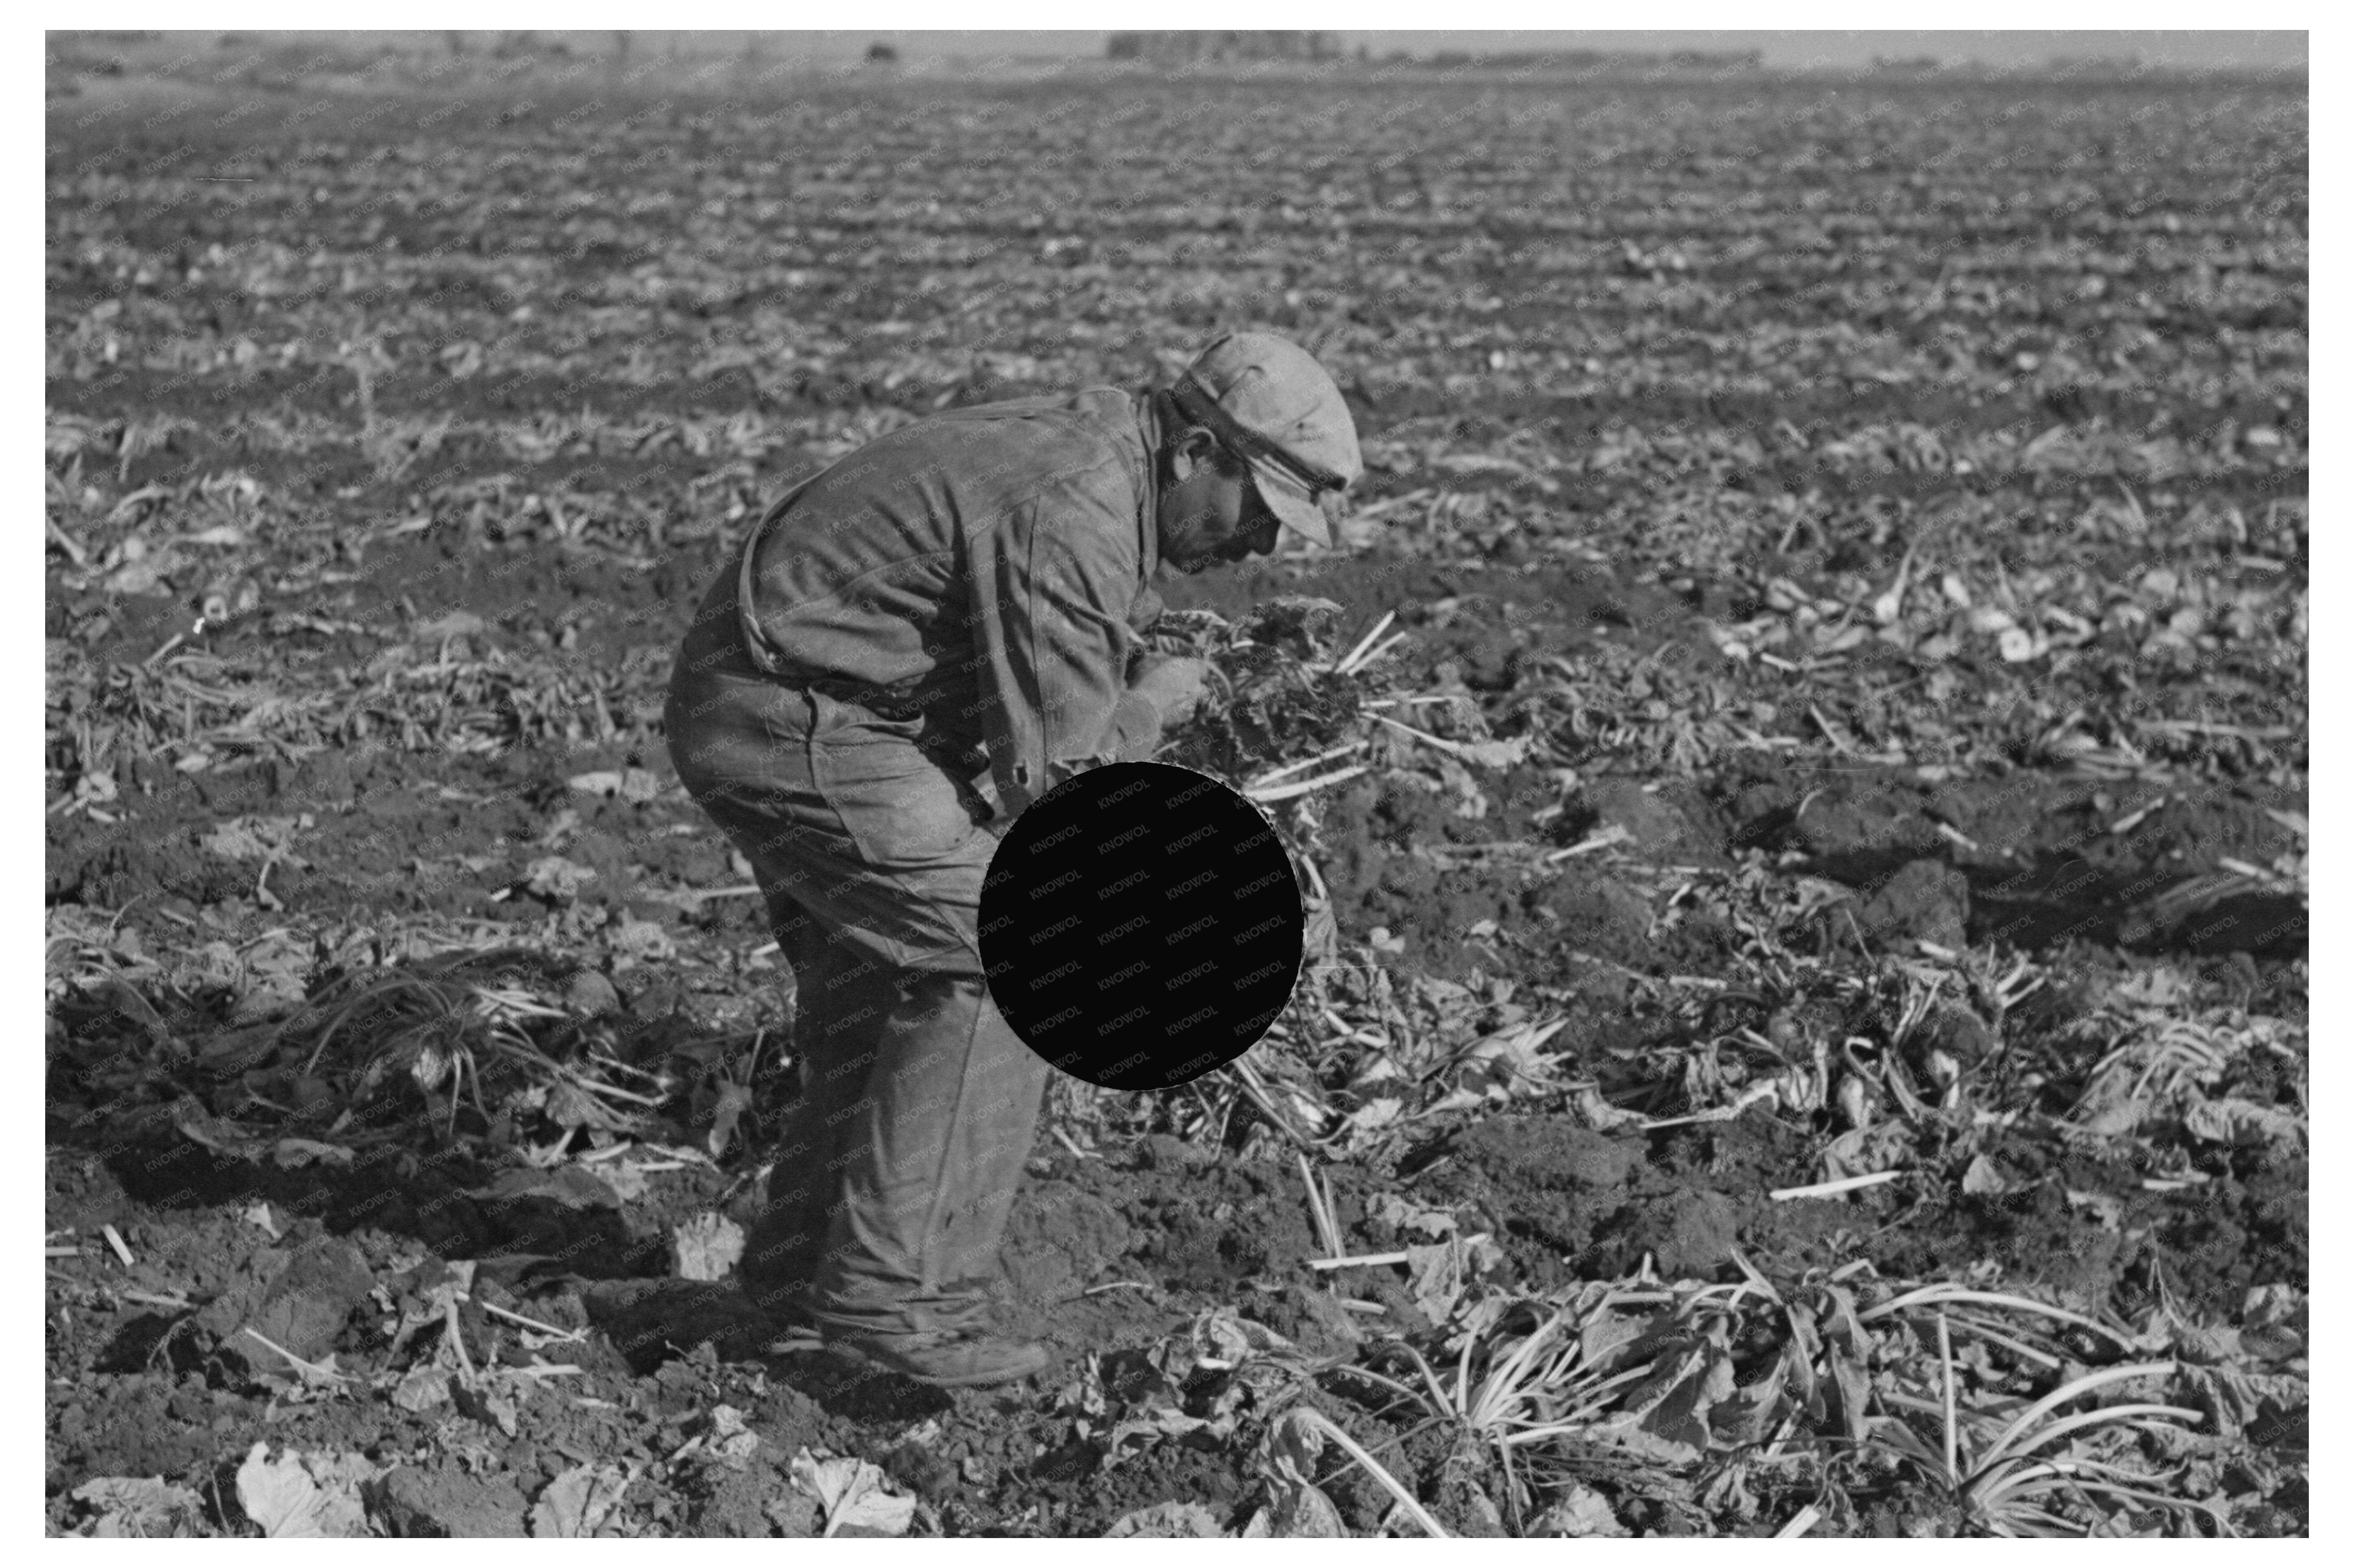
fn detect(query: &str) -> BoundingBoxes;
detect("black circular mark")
[979,761,1303,1091]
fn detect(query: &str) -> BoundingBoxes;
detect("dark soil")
[45,503,2306,1537]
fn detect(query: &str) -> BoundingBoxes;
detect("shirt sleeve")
[972,485,1164,821]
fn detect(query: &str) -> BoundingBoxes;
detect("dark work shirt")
[676,388,1171,821]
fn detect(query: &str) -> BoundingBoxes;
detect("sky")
[831,29,2309,70]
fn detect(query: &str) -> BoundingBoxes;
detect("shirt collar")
[1133,390,1162,581]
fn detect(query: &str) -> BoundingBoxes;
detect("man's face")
[1158,437,1282,575]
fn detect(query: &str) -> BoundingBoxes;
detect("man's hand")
[1129,655,1218,727]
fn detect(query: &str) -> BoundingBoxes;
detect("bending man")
[664,332,1361,1386]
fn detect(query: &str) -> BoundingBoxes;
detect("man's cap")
[1171,331,1362,547]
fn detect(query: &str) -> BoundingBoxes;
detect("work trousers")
[663,670,1048,1337]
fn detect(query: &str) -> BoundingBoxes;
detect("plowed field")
[46,53,2305,1538]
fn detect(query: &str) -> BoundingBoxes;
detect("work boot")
[823,1326,1052,1389]
[737,1203,824,1326]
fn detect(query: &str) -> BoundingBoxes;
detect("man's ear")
[1169,428,1219,481]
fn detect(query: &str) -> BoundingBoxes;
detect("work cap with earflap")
[1170,331,1362,547]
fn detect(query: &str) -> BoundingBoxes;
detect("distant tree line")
[1104,35,1767,70]
[1107,31,1339,64]
[1415,47,1765,70]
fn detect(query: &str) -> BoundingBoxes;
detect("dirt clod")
[195,1235,374,1365]
[1455,1117,1640,1190]
[1855,858,1972,949]
[367,1467,531,1537]
[1583,777,1708,858]
[1652,1189,1740,1276]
